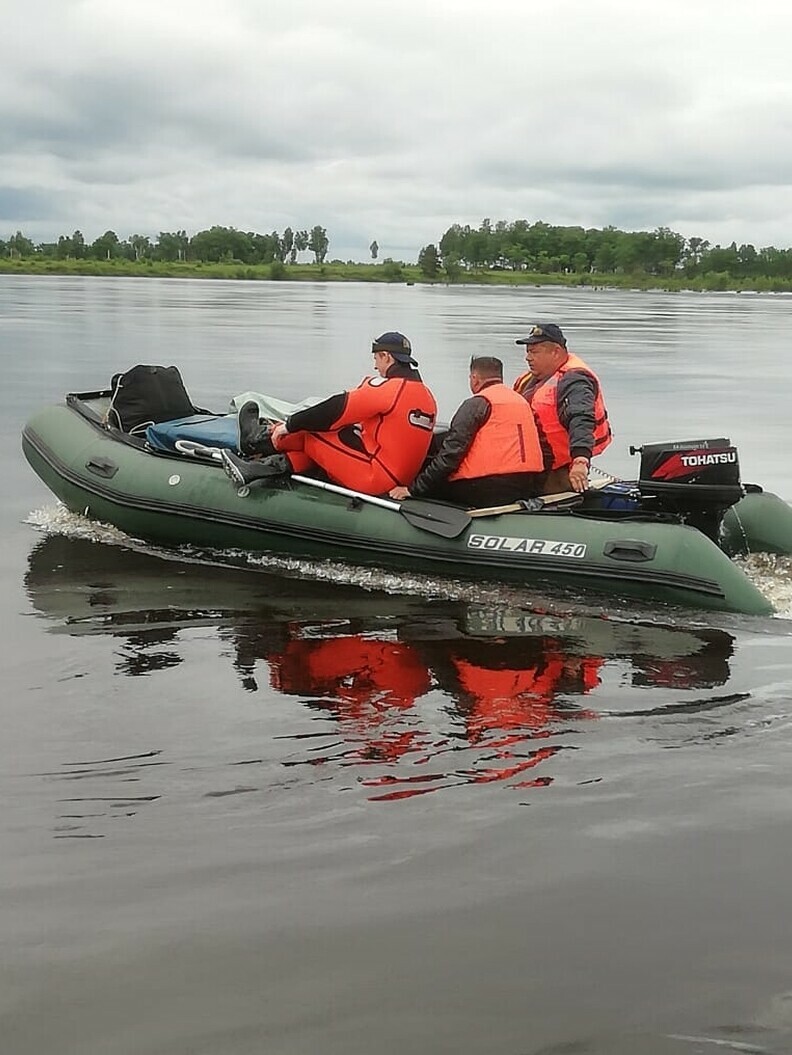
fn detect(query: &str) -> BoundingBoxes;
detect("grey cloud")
[4,0,792,256]
[0,188,60,222]
[0,57,408,176]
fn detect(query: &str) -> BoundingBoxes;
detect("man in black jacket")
[390,357,549,507]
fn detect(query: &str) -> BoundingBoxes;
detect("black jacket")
[520,370,599,461]
[285,362,422,435]
[410,393,490,496]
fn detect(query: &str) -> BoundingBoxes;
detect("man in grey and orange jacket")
[513,322,611,494]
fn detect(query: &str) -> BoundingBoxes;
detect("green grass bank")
[2,256,791,292]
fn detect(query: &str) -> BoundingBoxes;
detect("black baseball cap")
[515,323,567,348]
[372,331,418,366]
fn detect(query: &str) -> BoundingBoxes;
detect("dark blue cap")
[515,323,567,348]
[372,331,417,365]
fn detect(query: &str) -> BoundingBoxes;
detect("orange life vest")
[448,382,544,481]
[514,352,611,469]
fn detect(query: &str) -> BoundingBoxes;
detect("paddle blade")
[399,498,471,539]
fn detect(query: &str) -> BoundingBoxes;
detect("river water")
[4,275,792,1055]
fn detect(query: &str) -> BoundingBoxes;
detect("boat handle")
[85,456,118,479]
[603,539,657,562]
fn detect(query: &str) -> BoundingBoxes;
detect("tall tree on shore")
[282,226,295,264]
[90,230,120,260]
[129,233,151,261]
[270,230,286,263]
[294,229,309,262]
[418,243,440,277]
[308,225,329,264]
[251,232,279,264]
[443,252,462,283]
[8,230,35,257]
[156,230,188,262]
[56,230,86,259]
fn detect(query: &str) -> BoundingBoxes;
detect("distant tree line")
[417,218,792,288]
[0,225,330,265]
[6,216,792,290]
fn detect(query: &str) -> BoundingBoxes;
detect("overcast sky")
[3,0,792,261]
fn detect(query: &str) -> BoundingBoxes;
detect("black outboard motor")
[631,438,744,542]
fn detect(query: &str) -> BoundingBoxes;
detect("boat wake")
[23,502,792,623]
[26,502,134,546]
[737,553,792,619]
[23,503,606,615]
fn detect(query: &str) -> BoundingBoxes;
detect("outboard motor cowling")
[632,438,744,541]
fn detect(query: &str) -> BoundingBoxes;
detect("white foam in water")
[204,545,580,610]
[26,502,137,545]
[738,553,792,619]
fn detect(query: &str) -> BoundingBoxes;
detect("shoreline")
[1,257,790,294]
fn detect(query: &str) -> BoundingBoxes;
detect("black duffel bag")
[106,364,198,433]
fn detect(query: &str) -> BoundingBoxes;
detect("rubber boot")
[237,401,276,456]
[221,449,291,487]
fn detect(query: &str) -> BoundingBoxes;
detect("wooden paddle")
[291,475,470,538]
[469,476,616,518]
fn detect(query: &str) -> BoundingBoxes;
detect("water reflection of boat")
[25,535,739,798]
[437,606,735,691]
[23,532,438,630]
[26,536,735,690]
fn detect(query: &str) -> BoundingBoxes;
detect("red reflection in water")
[271,637,431,763]
[263,632,601,799]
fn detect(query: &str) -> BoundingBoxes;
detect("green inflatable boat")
[21,387,792,616]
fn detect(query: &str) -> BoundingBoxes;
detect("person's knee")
[273,430,307,454]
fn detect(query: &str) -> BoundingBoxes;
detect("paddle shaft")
[469,476,616,518]
[469,493,579,517]
[290,475,470,538]
[291,474,401,511]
